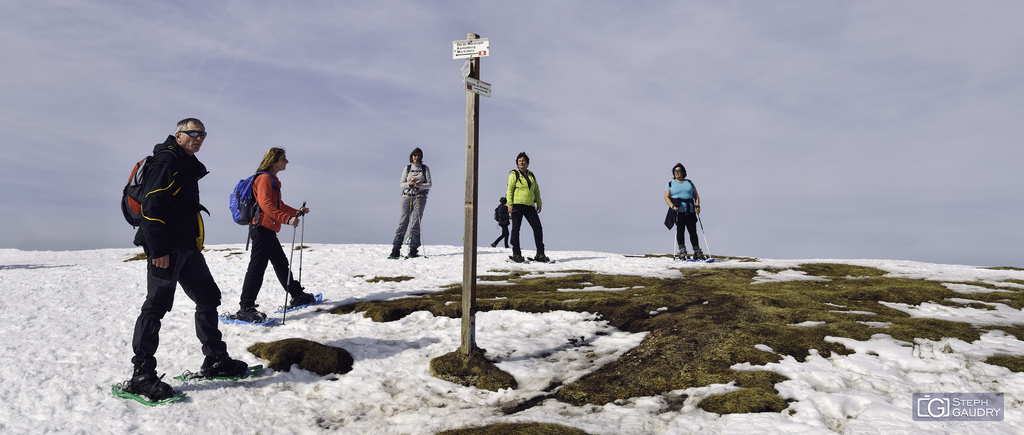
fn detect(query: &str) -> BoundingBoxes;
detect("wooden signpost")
[456,33,486,355]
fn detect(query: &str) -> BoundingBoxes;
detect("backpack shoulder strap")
[149,148,177,168]
[254,172,280,189]
[511,169,532,188]
[508,170,520,200]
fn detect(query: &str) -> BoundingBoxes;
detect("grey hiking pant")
[392,195,427,252]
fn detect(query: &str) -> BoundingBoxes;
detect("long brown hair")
[257,147,286,172]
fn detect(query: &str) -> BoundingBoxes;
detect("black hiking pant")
[492,224,509,248]
[132,248,227,375]
[510,205,544,258]
[239,225,304,308]
[674,212,700,252]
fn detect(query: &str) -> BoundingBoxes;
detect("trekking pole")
[696,212,711,259]
[404,196,413,247]
[671,214,677,257]
[298,201,306,283]
[671,210,680,258]
[416,195,425,257]
[283,209,300,325]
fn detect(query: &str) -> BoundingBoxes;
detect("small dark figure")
[490,197,510,248]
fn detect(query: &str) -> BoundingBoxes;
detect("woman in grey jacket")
[389,148,432,259]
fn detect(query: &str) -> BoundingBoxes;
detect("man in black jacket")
[122,118,247,401]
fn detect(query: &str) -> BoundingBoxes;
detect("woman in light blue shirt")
[664,163,704,260]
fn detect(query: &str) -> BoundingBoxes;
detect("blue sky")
[2,0,1022,266]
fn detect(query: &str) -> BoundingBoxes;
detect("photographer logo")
[913,393,1003,422]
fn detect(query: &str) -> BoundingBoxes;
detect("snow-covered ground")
[1,244,1022,434]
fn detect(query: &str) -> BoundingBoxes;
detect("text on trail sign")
[453,38,490,59]
[464,77,491,98]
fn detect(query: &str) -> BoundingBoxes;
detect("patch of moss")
[331,295,460,322]
[206,247,243,257]
[430,347,517,392]
[366,276,415,283]
[330,261,1024,411]
[124,252,147,262]
[794,263,888,278]
[248,338,354,376]
[984,355,1024,372]
[698,388,788,414]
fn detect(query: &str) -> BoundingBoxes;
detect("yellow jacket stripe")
[140,172,178,224]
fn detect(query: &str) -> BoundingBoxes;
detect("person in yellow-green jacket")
[506,152,549,263]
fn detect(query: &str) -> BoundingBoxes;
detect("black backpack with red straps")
[121,149,173,228]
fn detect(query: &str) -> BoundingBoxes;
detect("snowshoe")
[219,312,278,326]
[174,364,264,382]
[200,355,249,378]
[112,383,185,406]
[113,373,182,405]
[290,292,317,307]
[276,293,324,313]
[235,306,268,323]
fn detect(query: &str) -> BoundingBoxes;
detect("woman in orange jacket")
[235,147,314,322]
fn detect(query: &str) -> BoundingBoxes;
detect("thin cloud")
[1,1,1021,266]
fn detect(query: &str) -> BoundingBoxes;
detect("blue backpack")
[229,172,270,226]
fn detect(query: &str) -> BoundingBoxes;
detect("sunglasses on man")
[181,130,207,139]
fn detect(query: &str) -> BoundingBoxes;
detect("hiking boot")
[124,372,176,402]
[674,249,689,261]
[490,242,498,248]
[290,292,316,307]
[509,255,525,263]
[388,248,401,259]
[236,306,267,323]
[692,248,706,261]
[532,254,550,263]
[200,355,249,378]
[406,249,420,258]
